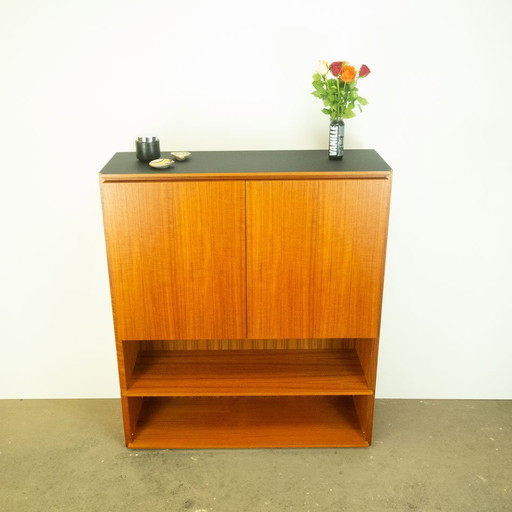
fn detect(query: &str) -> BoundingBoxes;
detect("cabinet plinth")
[100,149,392,448]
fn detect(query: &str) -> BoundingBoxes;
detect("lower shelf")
[126,349,371,396]
[128,395,369,449]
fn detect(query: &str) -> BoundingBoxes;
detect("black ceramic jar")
[136,136,161,162]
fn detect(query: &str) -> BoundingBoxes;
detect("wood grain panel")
[353,395,375,444]
[126,349,372,396]
[121,396,143,445]
[139,338,356,351]
[101,181,246,340]
[247,178,391,339]
[117,339,140,390]
[129,396,368,448]
[355,338,379,391]
[353,339,379,442]
[100,171,391,183]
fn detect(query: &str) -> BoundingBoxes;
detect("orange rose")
[340,64,357,83]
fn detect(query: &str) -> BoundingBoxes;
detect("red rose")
[330,61,343,77]
[359,64,371,78]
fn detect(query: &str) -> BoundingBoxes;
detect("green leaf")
[312,73,322,81]
[358,97,368,105]
[343,110,356,119]
[322,108,331,116]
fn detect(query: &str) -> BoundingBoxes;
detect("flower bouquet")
[312,60,371,159]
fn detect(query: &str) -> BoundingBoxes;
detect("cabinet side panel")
[101,181,246,340]
[354,338,379,391]
[117,339,140,390]
[353,395,375,444]
[121,396,143,446]
[247,179,391,339]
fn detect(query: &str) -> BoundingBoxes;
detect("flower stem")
[336,78,341,120]
[343,81,347,118]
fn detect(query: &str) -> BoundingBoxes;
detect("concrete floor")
[0,399,510,512]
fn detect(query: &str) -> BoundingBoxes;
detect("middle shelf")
[125,348,372,397]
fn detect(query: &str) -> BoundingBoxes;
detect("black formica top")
[100,150,391,175]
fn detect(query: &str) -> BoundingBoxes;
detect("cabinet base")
[128,396,369,449]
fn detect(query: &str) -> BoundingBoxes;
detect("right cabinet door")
[246,178,391,339]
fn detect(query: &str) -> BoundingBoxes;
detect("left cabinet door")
[101,180,246,340]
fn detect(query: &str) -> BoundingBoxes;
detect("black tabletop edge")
[100,149,391,175]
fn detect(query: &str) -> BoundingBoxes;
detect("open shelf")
[126,349,372,397]
[128,395,369,449]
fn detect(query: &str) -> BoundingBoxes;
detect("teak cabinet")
[100,150,392,448]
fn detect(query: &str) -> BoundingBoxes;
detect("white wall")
[1,0,511,399]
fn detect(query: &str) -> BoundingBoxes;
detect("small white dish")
[171,151,191,161]
[149,158,174,169]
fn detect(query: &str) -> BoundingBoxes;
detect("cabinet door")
[101,180,246,340]
[247,179,391,339]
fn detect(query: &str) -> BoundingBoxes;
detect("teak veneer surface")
[129,396,368,449]
[247,179,391,339]
[126,349,372,396]
[101,180,246,340]
[139,338,360,351]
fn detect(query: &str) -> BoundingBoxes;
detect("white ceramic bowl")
[171,151,191,161]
